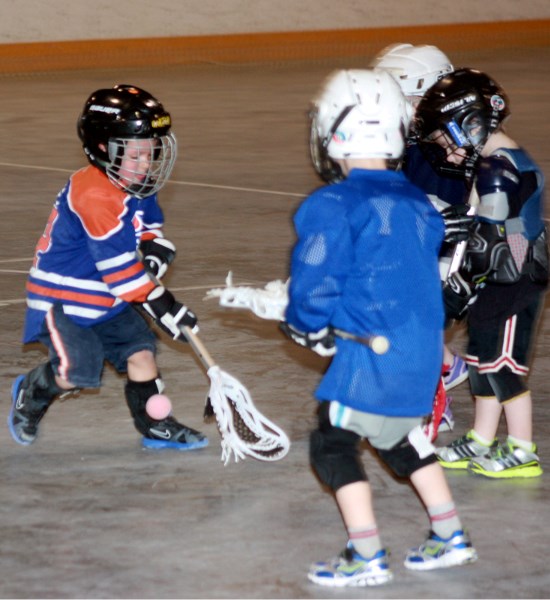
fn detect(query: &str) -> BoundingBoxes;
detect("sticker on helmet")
[152,115,171,128]
[490,95,506,111]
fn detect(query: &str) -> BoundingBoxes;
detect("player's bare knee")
[127,349,157,375]
[310,428,367,491]
[376,426,437,478]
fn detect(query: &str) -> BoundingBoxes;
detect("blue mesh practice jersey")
[285,169,445,417]
[23,166,162,343]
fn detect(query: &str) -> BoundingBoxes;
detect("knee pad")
[469,367,527,403]
[125,377,165,434]
[310,427,366,492]
[377,426,437,478]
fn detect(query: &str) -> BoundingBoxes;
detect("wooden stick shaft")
[181,326,217,371]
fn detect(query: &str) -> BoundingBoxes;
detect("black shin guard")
[20,362,65,413]
[125,377,164,435]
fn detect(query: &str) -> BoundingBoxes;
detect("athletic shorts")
[38,303,157,388]
[326,400,423,450]
[465,296,543,402]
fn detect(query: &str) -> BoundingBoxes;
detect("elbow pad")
[476,156,521,221]
[463,222,520,284]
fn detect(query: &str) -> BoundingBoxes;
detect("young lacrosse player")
[415,68,548,478]
[372,43,471,423]
[280,68,477,587]
[8,84,208,451]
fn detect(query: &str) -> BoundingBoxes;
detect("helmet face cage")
[78,84,178,198]
[105,134,177,198]
[308,113,344,183]
[309,68,410,179]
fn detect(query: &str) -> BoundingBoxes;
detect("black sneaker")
[142,416,209,450]
[8,375,48,445]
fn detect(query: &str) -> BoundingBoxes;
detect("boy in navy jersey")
[8,84,208,451]
[415,69,548,478]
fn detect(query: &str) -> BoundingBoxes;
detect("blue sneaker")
[308,544,393,587]
[142,417,209,450]
[8,375,52,446]
[443,355,469,391]
[404,530,478,571]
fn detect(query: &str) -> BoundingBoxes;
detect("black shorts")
[465,296,543,401]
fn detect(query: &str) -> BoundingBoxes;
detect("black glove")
[139,238,176,279]
[279,322,336,357]
[441,204,475,244]
[443,272,477,321]
[142,286,198,340]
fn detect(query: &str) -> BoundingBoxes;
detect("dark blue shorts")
[38,303,157,388]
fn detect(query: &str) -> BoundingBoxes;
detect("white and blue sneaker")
[405,530,478,570]
[308,544,393,587]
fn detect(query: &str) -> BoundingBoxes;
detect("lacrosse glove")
[142,286,198,340]
[139,238,176,279]
[441,204,475,244]
[443,272,478,322]
[279,322,336,357]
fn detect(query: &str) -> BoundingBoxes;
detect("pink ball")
[145,394,172,420]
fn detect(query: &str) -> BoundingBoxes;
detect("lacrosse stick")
[206,273,390,354]
[180,326,290,465]
[443,187,479,280]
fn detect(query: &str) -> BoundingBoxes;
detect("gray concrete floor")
[1,46,550,599]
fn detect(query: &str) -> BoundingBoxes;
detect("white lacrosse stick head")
[207,366,290,465]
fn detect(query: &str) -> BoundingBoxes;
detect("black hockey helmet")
[77,84,177,197]
[414,68,510,179]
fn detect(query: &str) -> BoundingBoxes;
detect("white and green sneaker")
[436,430,497,469]
[308,544,393,587]
[468,439,542,479]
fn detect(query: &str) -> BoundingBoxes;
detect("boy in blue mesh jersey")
[280,68,477,587]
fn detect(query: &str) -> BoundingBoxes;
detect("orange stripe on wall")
[0,20,549,74]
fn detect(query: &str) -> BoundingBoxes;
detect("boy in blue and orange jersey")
[8,84,208,451]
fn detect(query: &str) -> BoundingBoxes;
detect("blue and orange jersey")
[23,165,164,342]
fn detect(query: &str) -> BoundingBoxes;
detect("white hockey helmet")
[310,68,411,174]
[371,43,454,97]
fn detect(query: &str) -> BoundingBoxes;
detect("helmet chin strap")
[463,107,502,188]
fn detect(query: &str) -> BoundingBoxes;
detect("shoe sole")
[436,457,472,470]
[7,375,33,446]
[142,437,209,451]
[404,547,478,571]
[468,463,543,479]
[307,571,393,587]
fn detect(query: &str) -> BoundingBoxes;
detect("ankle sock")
[428,502,462,540]
[470,429,493,446]
[507,435,536,453]
[347,525,382,558]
